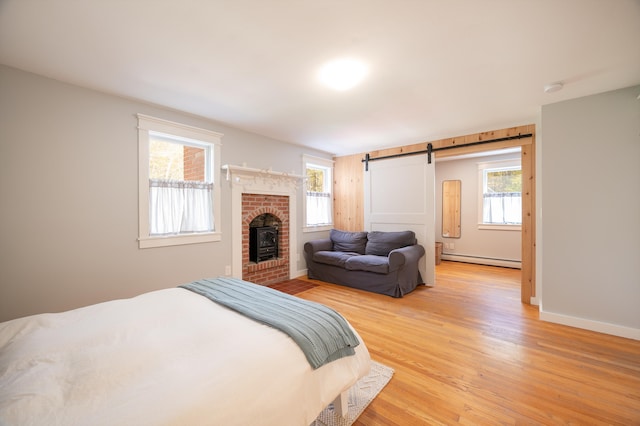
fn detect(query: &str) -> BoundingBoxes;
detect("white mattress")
[0,288,371,425]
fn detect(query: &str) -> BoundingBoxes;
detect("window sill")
[303,225,333,233]
[139,232,222,249]
[477,224,521,231]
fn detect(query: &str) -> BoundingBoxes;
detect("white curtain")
[149,179,214,235]
[306,191,332,226]
[483,192,522,224]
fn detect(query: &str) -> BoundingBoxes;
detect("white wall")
[435,152,521,266]
[0,65,332,322]
[540,85,640,339]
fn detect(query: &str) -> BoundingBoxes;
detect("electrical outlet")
[449,243,455,250]
[225,265,231,276]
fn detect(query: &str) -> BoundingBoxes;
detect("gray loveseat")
[303,229,425,297]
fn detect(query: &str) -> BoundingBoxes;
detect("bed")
[0,277,371,425]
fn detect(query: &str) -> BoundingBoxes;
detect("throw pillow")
[365,230,416,256]
[330,229,368,254]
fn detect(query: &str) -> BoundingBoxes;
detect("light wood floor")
[298,261,640,425]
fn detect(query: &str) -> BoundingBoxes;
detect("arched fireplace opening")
[241,192,290,285]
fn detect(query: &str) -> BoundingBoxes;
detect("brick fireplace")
[242,193,289,285]
[223,165,304,285]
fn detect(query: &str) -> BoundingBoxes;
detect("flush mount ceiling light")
[544,82,564,93]
[317,58,368,91]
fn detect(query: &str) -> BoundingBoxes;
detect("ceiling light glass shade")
[317,58,368,91]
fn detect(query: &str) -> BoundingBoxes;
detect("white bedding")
[0,287,371,426]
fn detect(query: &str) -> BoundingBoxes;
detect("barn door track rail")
[362,133,533,170]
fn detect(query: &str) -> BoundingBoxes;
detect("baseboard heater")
[441,253,521,269]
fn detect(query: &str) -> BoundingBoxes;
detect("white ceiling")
[1,0,639,156]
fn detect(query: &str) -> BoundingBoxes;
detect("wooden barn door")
[363,154,436,286]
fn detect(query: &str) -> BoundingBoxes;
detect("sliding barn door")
[364,154,435,286]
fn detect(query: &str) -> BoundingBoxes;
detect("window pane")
[150,138,184,180]
[486,169,521,193]
[148,134,211,235]
[183,145,206,181]
[307,167,325,192]
[150,137,206,182]
[482,166,522,225]
[305,162,332,227]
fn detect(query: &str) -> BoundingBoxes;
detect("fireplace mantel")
[222,164,305,190]
[223,164,304,281]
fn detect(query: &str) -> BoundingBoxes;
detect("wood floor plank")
[297,261,640,425]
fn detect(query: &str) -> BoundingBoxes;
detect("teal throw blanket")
[179,277,360,369]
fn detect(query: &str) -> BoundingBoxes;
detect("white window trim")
[137,114,223,248]
[303,154,334,232]
[477,158,522,232]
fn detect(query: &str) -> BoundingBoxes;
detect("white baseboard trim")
[529,297,540,306]
[441,254,521,269]
[540,310,640,341]
[293,269,308,279]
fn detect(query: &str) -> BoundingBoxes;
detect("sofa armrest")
[388,244,426,270]
[304,238,333,256]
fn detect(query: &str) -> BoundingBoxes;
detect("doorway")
[435,148,522,268]
[430,133,535,303]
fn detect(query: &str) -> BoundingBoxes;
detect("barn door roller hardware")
[362,133,533,170]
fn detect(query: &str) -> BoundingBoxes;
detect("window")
[303,155,333,231]
[478,159,522,229]
[137,114,222,248]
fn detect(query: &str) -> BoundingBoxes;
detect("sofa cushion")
[345,255,390,274]
[365,230,416,256]
[330,229,368,254]
[313,250,360,268]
